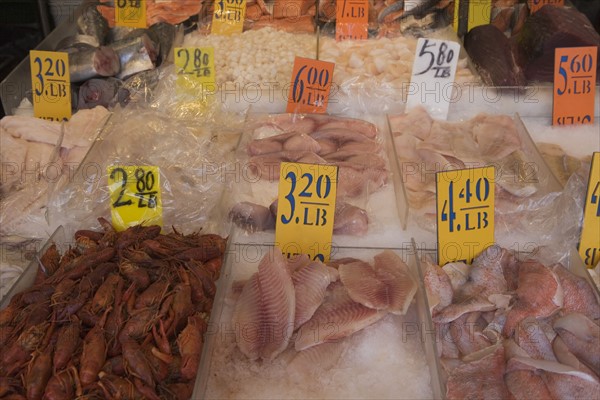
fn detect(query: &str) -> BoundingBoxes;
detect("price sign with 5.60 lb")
[436,166,495,266]
[407,38,460,120]
[579,152,600,268]
[30,50,71,121]
[175,47,215,90]
[115,0,147,28]
[107,166,163,231]
[553,47,597,126]
[287,57,335,114]
[336,0,368,41]
[275,162,338,262]
[212,0,246,35]
[528,0,563,14]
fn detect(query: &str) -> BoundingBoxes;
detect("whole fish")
[109,33,158,80]
[77,4,109,46]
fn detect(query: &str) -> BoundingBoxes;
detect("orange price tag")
[336,0,368,41]
[528,0,563,14]
[286,57,335,114]
[552,47,597,126]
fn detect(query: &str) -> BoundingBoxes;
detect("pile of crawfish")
[0,218,227,400]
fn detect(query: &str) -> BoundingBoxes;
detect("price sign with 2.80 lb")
[175,47,215,91]
[553,47,597,126]
[275,162,338,262]
[212,0,246,35]
[30,50,71,121]
[406,38,460,120]
[286,57,335,114]
[115,0,147,28]
[579,152,600,268]
[107,166,163,231]
[336,0,369,41]
[436,166,495,266]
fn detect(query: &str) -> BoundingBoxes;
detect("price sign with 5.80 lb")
[30,50,71,121]
[553,47,597,126]
[212,0,246,35]
[579,152,600,268]
[275,162,338,262]
[107,166,163,231]
[407,38,460,120]
[286,57,335,114]
[115,0,147,28]
[336,0,369,41]
[175,47,215,91]
[436,166,495,266]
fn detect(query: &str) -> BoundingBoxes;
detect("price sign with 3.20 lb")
[30,50,71,121]
[275,162,338,262]
[212,0,246,35]
[579,152,600,268]
[406,38,460,120]
[336,0,369,41]
[115,0,147,28]
[553,47,597,126]
[175,47,215,91]
[286,57,335,114]
[436,166,495,266]
[107,166,163,231]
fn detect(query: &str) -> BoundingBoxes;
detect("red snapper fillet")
[232,249,295,361]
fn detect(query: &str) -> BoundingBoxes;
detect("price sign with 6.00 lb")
[275,162,338,262]
[287,57,335,114]
[436,166,495,266]
[407,38,460,120]
[212,0,246,35]
[579,152,600,268]
[175,47,215,91]
[30,50,71,121]
[553,47,597,126]
[336,0,369,41]
[107,166,163,231]
[115,0,147,28]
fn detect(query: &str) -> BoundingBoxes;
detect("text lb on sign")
[30,50,71,122]
[286,57,335,114]
[436,166,495,266]
[552,47,597,126]
[336,0,369,41]
[115,0,147,28]
[579,152,600,268]
[275,162,338,262]
[107,165,163,231]
[211,0,246,35]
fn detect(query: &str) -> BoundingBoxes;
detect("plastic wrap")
[0,107,111,240]
[47,101,244,238]
[226,111,407,248]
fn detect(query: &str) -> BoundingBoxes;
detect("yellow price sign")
[107,166,162,231]
[275,162,338,262]
[30,50,71,122]
[579,153,600,268]
[115,0,147,28]
[211,0,246,35]
[453,0,492,36]
[174,47,215,92]
[436,166,495,265]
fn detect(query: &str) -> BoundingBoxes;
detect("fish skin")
[77,5,109,46]
[505,368,554,400]
[514,317,557,361]
[551,263,600,322]
[553,313,600,376]
[423,258,453,315]
[69,46,121,83]
[449,312,491,357]
[433,297,496,324]
[553,336,599,379]
[109,34,158,80]
[228,201,275,233]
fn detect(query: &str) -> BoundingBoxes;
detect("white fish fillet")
[292,261,339,329]
[232,249,295,360]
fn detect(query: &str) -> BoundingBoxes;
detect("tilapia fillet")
[232,250,295,360]
[292,261,339,329]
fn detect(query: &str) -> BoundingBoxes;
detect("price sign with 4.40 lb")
[212,0,246,35]
[336,0,369,41]
[286,57,335,114]
[579,152,600,268]
[436,166,495,266]
[115,0,147,28]
[30,50,71,121]
[528,0,563,14]
[175,47,215,91]
[275,162,338,262]
[107,166,162,231]
[406,38,460,120]
[553,47,597,126]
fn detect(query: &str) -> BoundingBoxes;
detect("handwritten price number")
[215,0,244,22]
[177,48,211,77]
[441,178,490,233]
[292,66,330,107]
[415,39,454,78]
[557,53,593,96]
[110,167,158,209]
[33,56,67,100]
[117,0,141,21]
[280,171,332,225]
[591,180,600,217]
